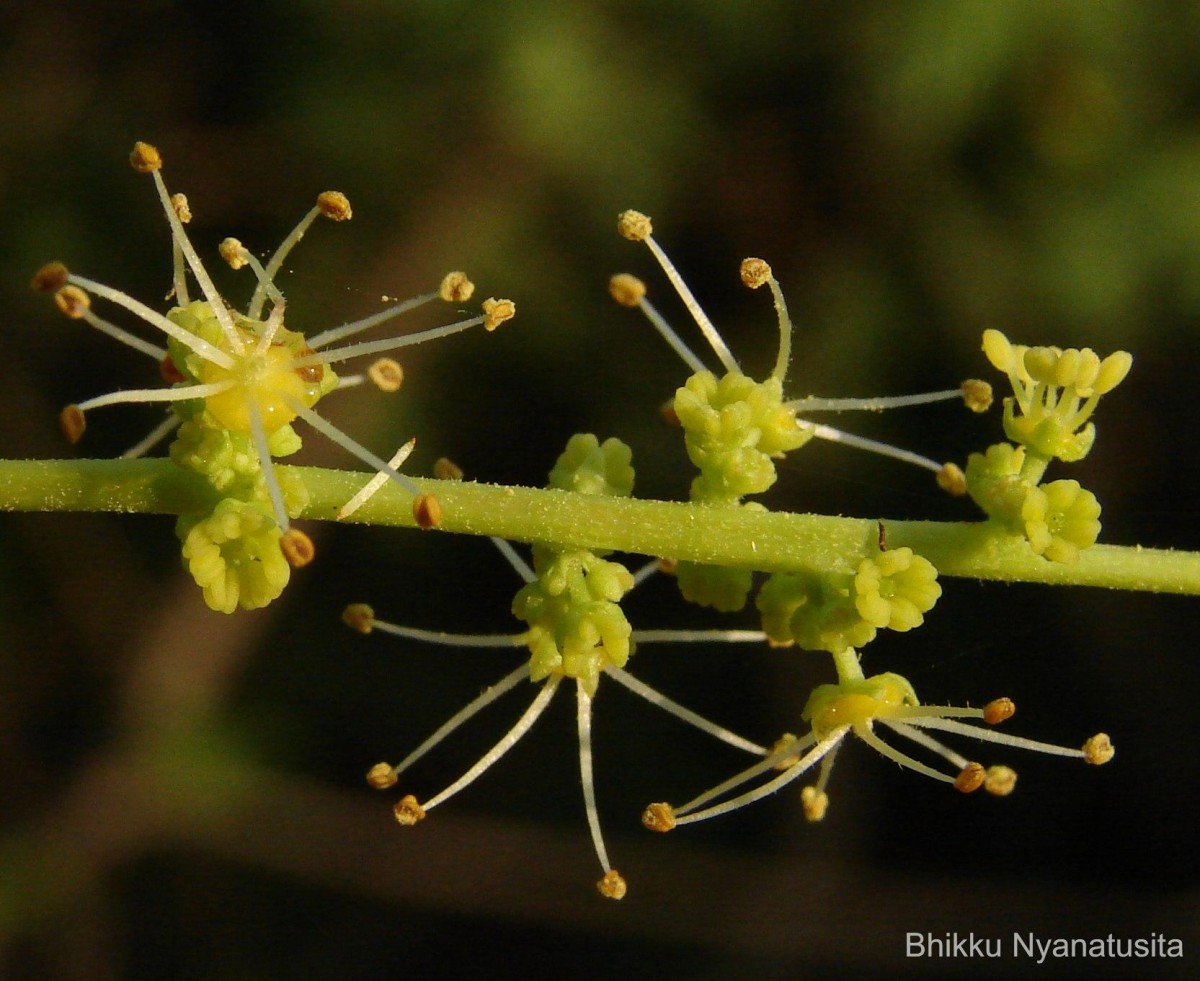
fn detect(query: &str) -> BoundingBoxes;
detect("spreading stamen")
[855,724,958,784]
[804,422,946,474]
[673,733,821,819]
[120,413,182,459]
[293,311,495,368]
[75,379,235,412]
[336,438,418,519]
[247,400,292,533]
[576,684,619,891]
[788,389,972,413]
[739,258,793,382]
[609,274,708,374]
[306,292,440,350]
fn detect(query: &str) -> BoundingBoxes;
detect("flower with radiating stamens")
[346,435,773,898]
[645,671,1113,830]
[32,142,512,610]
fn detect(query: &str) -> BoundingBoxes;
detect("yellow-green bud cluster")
[178,498,292,613]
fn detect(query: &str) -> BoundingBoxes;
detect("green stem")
[2,458,1199,594]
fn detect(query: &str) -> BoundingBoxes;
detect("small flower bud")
[219,238,249,270]
[983,697,1015,725]
[412,493,443,529]
[482,297,515,331]
[367,358,403,392]
[393,794,426,826]
[54,285,91,319]
[739,257,772,289]
[316,191,352,221]
[438,271,475,303]
[608,273,646,307]
[800,786,829,821]
[984,765,1017,796]
[129,141,162,172]
[366,762,398,789]
[597,869,627,900]
[280,528,316,567]
[31,261,69,293]
[342,603,375,634]
[1083,733,1114,765]
[433,457,464,481]
[617,209,652,241]
[59,404,86,443]
[954,762,986,793]
[641,802,676,833]
[960,378,993,413]
[937,462,967,497]
[171,193,192,223]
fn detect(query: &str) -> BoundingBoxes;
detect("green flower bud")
[548,434,634,498]
[852,547,941,631]
[756,571,876,654]
[178,498,291,614]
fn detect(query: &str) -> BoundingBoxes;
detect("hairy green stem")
[2,458,1198,594]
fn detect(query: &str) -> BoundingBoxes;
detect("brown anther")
[433,457,464,481]
[294,345,325,384]
[659,399,680,426]
[54,285,91,319]
[655,557,678,576]
[739,257,772,289]
[316,191,352,221]
[438,271,475,303]
[984,765,1017,796]
[800,786,829,821]
[597,869,627,900]
[129,141,163,172]
[877,520,888,552]
[608,273,646,307]
[171,193,192,223]
[482,297,516,331]
[59,404,86,444]
[617,209,653,241]
[366,762,398,790]
[393,794,426,826]
[219,238,248,270]
[412,493,443,530]
[160,355,186,384]
[961,378,993,413]
[342,603,375,634]
[31,261,69,293]
[280,529,316,568]
[983,697,1015,725]
[954,762,986,793]
[936,461,967,497]
[641,802,676,833]
[1083,733,1114,765]
[367,358,403,392]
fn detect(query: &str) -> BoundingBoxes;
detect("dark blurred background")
[2,2,1198,978]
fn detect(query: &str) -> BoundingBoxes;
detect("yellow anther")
[739,257,772,289]
[936,461,967,497]
[954,762,986,793]
[129,141,162,173]
[433,457,464,481]
[800,786,829,821]
[482,297,515,331]
[960,378,993,413]
[608,273,646,307]
[31,261,69,293]
[367,357,404,392]
[984,765,1017,796]
[219,238,249,270]
[366,762,398,790]
[171,193,192,223]
[316,191,352,221]
[617,209,653,241]
[59,404,86,444]
[983,697,1015,725]
[412,493,443,530]
[54,285,91,319]
[438,271,475,303]
[641,802,677,833]
[280,528,316,568]
[393,794,426,826]
[597,869,627,900]
[1083,733,1114,765]
[342,603,375,634]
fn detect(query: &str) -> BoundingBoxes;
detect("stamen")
[900,715,1100,760]
[576,684,616,880]
[365,619,528,648]
[285,398,421,495]
[641,802,677,833]
[800,786,829,821]
[342,603,376,634]
[393,795,426,826]
[336,439,417,520]
[306,292,439,350]
[59,405,85,443]
[247,400,292,533]
[489,536,537,584]
[856,725,957,784]
[597,869,627,900]
[787,389,970,413]
[482,298,516,331]
[295,311,491,367]
[739,258,793,382]
[954,762,987,793]
[984,765,1017,795]
[31,261,70,292]
[280,528,315,568]
[121,413,182,459]
[367,358,403,392]
[366,762,398,789]
[439,271,475,303]
[630,557,663,587]
[169,193,191,304]
[610,274,708,375]
[804,422,945,473]
[412,493,443,529]
[75,379,235,412]
[937,462,968,496]
[674,733,820,818]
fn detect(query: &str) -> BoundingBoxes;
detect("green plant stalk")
[2,458,1197,594]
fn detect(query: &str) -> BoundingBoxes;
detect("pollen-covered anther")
[617,209,652,241]
[961,378,993,413]
[608,273,646,307]
[482,297,516,331]
[412,493,443,529]
[597,869,627,900]
[129,141,162,172]
[983,697,1015,725]
[59,404,86,444]
[984,765,1017,796]
[433,457,464,481]
[937,462,967,497]
[342,602,375,634]
[280,528,316,568]
[954,762,986,793]
[367,358,403,392]
[800,786,829,821]
[53,285,91,319]
[170,193,192,223]
[366,762,398,790]
[316,191,352,221]
[769,734,801,770]
[656,557,678,575]
[641,802,677,833]
[393,794,427,826]
[739,257,772,289]
[1083,733,1114,765]
[438,271,475,303]
[218,238,249,270]
[31,261,69,293]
